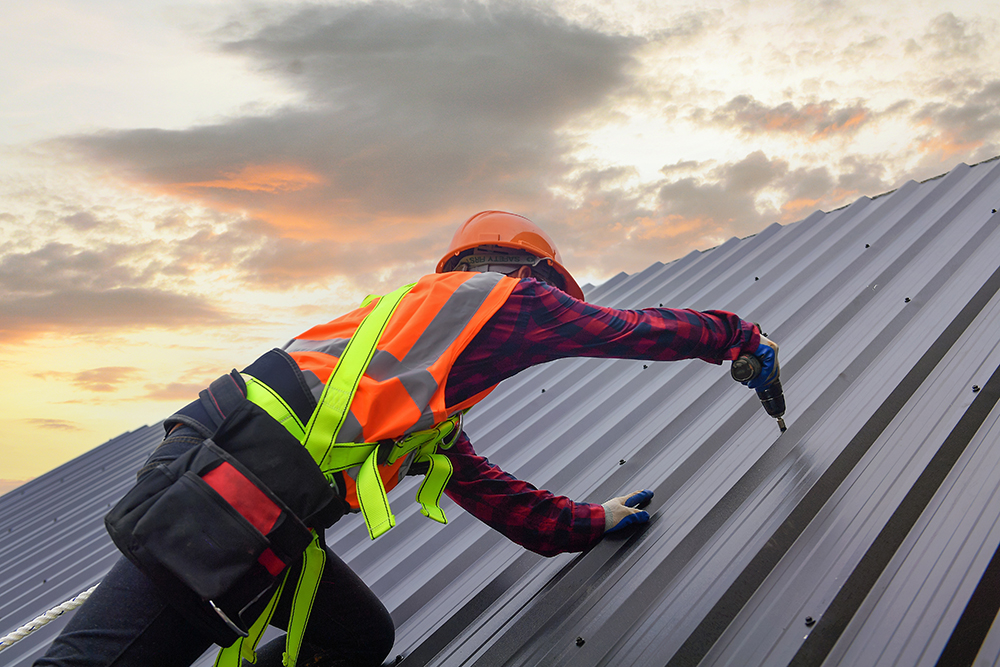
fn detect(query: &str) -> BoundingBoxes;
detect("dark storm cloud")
[61,1,637,222]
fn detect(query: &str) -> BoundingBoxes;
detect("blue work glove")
[745,334,780,390]
[602,489,654,534]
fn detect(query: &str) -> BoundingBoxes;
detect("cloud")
[549,151,791,273]
[711,95,873,140]
[35,367,143,392]
[0,478,33,495]
[73,367,143,392]
[0,242,151,294]
[57,1,638,241]
[61,211,105,231]
[143,381,213,401]
[23,418,82,432]
[913,79,1000,162]
[0,238,239,342]
[923,12,985,59]
[556,147,900,277]
[1,288,236,343]
[178,163,324,194]
[656,151,788,229]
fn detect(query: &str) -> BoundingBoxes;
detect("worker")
[35,210,778,667]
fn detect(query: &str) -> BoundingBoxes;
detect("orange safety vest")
[282,271,519,510]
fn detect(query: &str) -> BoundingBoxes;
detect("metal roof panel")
[4,157,1000,667]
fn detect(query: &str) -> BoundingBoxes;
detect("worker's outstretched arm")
[443,432,609,557]
[447,280,761,406]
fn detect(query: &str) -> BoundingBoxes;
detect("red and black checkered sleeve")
[442,432,606,557]
[447,279,760,406]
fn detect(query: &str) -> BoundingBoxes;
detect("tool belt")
[104,282,462,663]
[105,371,347,646]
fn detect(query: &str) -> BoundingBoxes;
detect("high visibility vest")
[215,272,516,667]
[251,271,518,537]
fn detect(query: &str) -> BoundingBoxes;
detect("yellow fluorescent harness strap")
[212,534,325,667]
[214,571,288,667]
[303,283,415,473]
[415,453,453,523]
[243,375,306,441]
[283,535,326,667]
[246,282,463,540]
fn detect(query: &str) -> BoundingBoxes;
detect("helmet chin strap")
[453,251,546,278]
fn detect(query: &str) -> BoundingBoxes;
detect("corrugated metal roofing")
[3,156,1000,666]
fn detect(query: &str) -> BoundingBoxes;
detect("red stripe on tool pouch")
[258,548,286,576]
[202,462,281,534]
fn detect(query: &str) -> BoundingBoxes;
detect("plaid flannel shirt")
[439,278,760,557]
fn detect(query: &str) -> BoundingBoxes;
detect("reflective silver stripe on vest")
[284,272,506,443]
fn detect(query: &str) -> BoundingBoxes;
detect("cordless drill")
[731,352,787,433]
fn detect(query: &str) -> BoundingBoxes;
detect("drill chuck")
[755,379,787,421]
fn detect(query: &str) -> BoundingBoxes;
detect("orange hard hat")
[436,210,585,300]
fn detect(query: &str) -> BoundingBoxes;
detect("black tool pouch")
[105,373,347,645]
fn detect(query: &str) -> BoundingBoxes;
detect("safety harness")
[216,282,463,666]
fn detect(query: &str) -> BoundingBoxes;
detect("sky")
[2,0,999,494]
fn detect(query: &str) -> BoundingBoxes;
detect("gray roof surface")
[3,156,1000,666]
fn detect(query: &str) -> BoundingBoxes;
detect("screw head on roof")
[805,617,816,627]
[905,297,910,303]
[866,244,870,248]
[576,637,586,647]
[755,277,759,281]
[994,209,997,214]
[541,389,545,393]
[643,365,648,369]
[973,385,981,393]
[619,459,626,465]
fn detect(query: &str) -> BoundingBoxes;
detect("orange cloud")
[782,197,822,216]
[919,131,984,161]
[633,214,711,240]
[763,103,828,131]
[812,109,869,140]
[780,187,860,221]
[143,381,214,401]
[177,163,324,193]
[24,418,82,432]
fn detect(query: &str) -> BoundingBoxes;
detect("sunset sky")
[2,0,999,494]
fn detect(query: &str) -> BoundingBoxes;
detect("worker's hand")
[602,489,653,534]
[746,335,780,390]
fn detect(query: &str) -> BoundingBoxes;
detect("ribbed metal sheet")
[3,157,1000,667]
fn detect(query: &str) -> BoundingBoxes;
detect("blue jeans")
[34,428,394,667]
